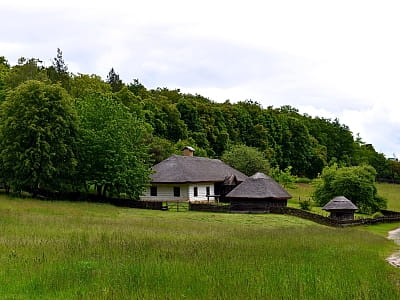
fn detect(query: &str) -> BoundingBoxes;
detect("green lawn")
[1,194,400,299]
[376,183,400,211]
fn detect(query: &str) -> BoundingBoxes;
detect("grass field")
[1,194,400,299]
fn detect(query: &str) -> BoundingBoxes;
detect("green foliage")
[112,86,143,116]
[69,74,111,98]
[47,48,70,91]
[278,116,315,177]
[75,92,152,199]
[271,166,296,188]
[0,80,78,193]
[0,56,10,103]
[313,164,387,213]
[106,67,124,92]
[299,199,312,210]
[147,136,175,163]
[372,211,384,218]
[295,177,313,184]
[4,58,48,89]
[221,144,271,176]
[174,138,208,157]
[352,138,392,179]
[2,53,399,190]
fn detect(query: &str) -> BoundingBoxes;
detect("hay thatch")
[151,155,248,183]
[322,196,358,211]
[226,172,292,200]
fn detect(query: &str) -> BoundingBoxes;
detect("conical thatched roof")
[225,172,292,199]
[322,196,358,211]
[151,155,248,183]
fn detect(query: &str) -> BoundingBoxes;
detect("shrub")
[372,211,384,218]
[271,166,296,188]
[299,199,312,211]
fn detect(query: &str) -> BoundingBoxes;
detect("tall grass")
[0,195,399,299]
[376,183,400,211]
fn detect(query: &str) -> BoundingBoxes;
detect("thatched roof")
[322,196,358,211]
[223,174,238,186]
[150,155,248,183]
[225,172,292,200]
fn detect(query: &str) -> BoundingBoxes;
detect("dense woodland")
[0,49,399,199]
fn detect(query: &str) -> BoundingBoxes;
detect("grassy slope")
[0,194,399,299]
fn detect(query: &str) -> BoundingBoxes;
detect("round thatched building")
[322,196,358,220]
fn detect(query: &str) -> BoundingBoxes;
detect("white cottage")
[140,147,248,202]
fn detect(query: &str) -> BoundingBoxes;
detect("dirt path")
[387,228,400,267]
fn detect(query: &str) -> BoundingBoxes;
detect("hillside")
[1,53,399,198]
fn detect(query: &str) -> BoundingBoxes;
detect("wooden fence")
[188,203,400,227]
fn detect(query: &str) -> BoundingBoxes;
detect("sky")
[1,0,400,157]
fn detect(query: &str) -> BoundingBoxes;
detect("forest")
[0,49,399,199]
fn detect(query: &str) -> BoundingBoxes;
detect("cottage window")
[150,186,157,196]
[173,187,180,197]
[194,187,198,197]
[206,186,210,196]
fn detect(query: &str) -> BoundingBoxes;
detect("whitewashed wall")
[188,183,215,202]
[140,182,215,202]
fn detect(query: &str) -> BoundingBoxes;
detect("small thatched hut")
[226,172,292,212]
[322,196,358,220]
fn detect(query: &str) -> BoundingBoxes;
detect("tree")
[147,136,175,163]
[47,48,70,90]
[352,138,389,179]
[0,56,10,103]
[0,80,78,194]
[69,73,111,98]
[106,67,124,92]
[221,144,271,176]
[313,164,387,213]
[75,93,152,199]
[4,58,48,89]
[278,116,314,176]
[113,86,143,116]
[128,78,149,99]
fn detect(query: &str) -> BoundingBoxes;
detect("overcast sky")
[1,0,400,157]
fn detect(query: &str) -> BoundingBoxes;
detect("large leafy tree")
[4,57,48,89]
[0,80,78,194]
[69,74,111,98]
[75,93,152,199]
[221,144,271,176]
[313,164,387,213]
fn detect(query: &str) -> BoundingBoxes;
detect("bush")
[271,166,296,188]
[372,211,384,218]
[299,199,312,211]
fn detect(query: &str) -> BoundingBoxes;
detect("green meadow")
[1,193,400,299]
